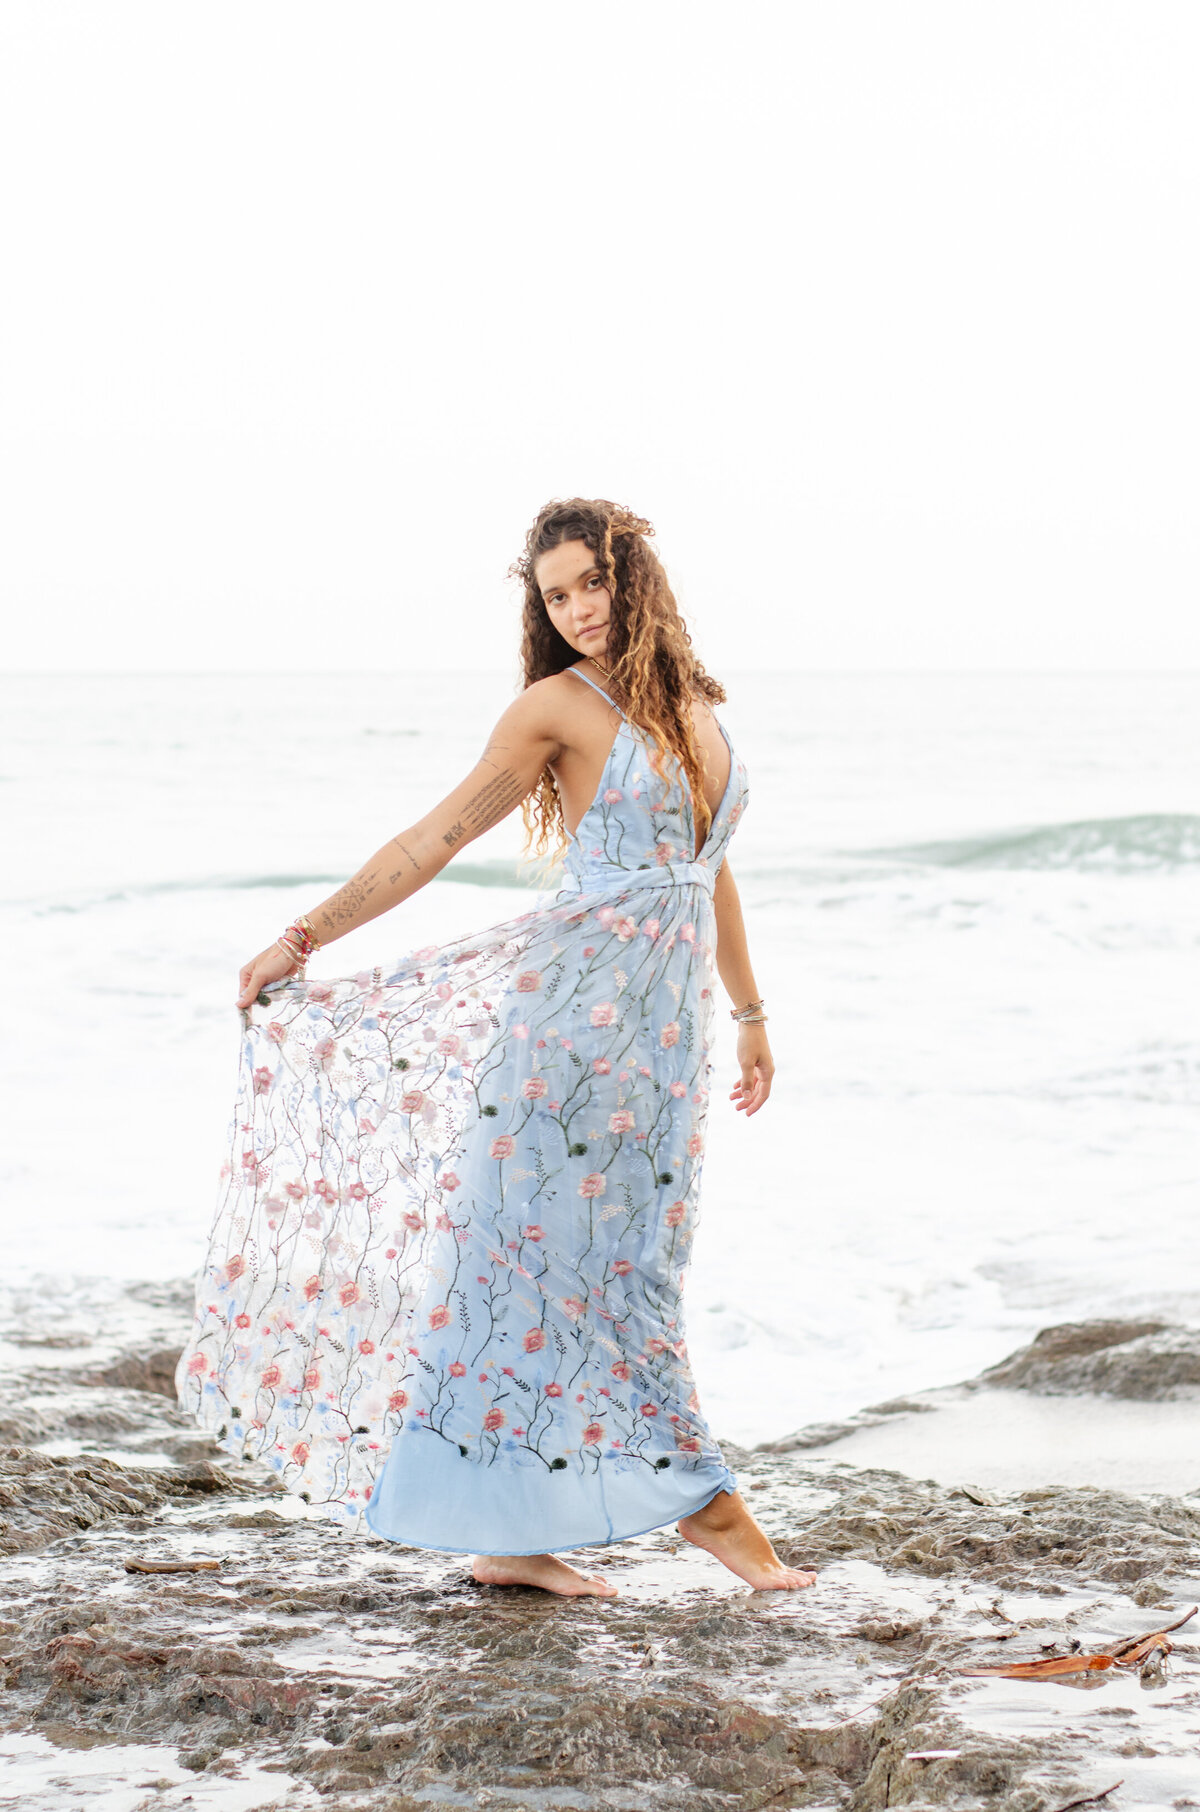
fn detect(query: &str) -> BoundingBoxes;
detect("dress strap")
[566,665,627,718]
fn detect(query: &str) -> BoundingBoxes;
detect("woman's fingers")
[730,1059,773,1115]
[236,946,297,1010]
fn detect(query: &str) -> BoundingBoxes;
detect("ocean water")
[3,671,1197,1448]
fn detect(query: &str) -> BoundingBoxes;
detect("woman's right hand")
[237,944,301,1012]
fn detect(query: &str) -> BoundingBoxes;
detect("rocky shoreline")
[2,1288,1200,1811]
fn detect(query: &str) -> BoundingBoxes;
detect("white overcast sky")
[1,2,1196,674]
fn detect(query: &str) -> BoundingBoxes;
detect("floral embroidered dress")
[177,669,749,1554]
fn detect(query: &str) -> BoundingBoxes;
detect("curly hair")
[509,497,727,859]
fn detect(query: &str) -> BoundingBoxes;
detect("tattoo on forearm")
[387,839,421,885]
[324,870,380,926]
[443,769,527,851]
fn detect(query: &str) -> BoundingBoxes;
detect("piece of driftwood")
[961,1605,1196,1680]
[1048,1781,1123,1812]
[124,1558,222,1574]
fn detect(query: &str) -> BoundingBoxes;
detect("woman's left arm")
[712,860,773,1116]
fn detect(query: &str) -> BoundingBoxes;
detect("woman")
[178,498,815,1599]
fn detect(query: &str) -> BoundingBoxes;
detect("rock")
[4,1304,1200,1810]
[82,1347,184,1399]
[0,1445,260,1555]
[974,1318,1200,1398]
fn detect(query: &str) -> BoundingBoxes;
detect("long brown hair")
[509,497,726,859]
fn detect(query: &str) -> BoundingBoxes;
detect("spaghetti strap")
[567,664,627,718]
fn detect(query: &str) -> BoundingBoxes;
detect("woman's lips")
[580,626,605,638]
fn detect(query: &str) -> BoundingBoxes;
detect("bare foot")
[471,1552,619,1598]
[678,1488,817,1591]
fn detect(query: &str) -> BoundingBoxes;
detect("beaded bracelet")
[730,997,765,1021]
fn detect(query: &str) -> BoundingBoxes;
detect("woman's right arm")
[235,686,563,1010]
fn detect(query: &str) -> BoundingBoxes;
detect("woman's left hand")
[730,1024,773,1116]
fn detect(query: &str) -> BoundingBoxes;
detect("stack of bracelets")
[730,996,768,1025]
[276,915,321,975]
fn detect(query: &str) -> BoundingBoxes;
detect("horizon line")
[3,667,1198,680]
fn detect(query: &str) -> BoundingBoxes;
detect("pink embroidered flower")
[291,1440,310,1464]
[608,1110,635,1135]
[669,1081,687,1098]
[512,1023,530,1039]
[660,1021,681,1049]
[522,1076,548,1099]
[687,1133,703,1156]
[307,982,334,1003]
[590,1001,616,1028]
[346,1181,367,1201]
[611,1258,634,1276]
[252,1065,273,1096]
[643,918,660,939]
[436,982,453,1001]
[578,1172,606,1198]
[615,916,637,941]
[611,1361,631,1381]
[234,1312,251,1329]
[595,906,616,929]
[438,1034,461,1056]
[225,1254,246,1282]
[449,1360,467,1377]
[593,1057,612,1075]
[515,970,542,993]
[260,1364,282,1389]
[483,1407,505,1432]
[582,1421,605,1445]
[240,1150,259,1170]
[640,1402,659,1417]
[267,1021,288,1045]
[186,1353,208,1376]
[304,1275,322,1301]
[639,1065,651,1077]
[339,1281,361,1307]
[428,1304,452,1330]
[547,1100,561,1111]
[439,1171,461,1191]
[523,1224,544,1242]
[665,1201,687,1226]
[388,1388,409,1411]
[545,1381,564,1398]
[676,1436,701,1453]
[655,843,676,865]
[583,945,596,957]
[681,923,696,943]
[489,1134,515,1160]
[284,1180,307,1200]
[563,1296,586,1321]
[603,787,622,803]
[400,1089,425,1113]
[313,1035,337,1065]
[523,1327,546,1353]
[435,1211,452,1232]
[303,1366,321,1388]
[403,1211,424,1231]
[358,1339,375,1356]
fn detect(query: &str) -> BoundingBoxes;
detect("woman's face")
[535,538,612,662]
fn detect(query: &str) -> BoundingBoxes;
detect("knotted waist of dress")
[554,858,716,904]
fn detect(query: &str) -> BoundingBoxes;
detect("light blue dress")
[177,669,749,1554]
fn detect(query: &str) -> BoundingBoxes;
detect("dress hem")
[363,1471,738,1557]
